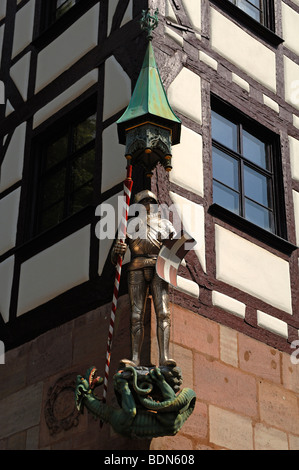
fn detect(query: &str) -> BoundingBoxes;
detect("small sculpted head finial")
[140,8,159,41]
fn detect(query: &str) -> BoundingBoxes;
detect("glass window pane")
[56,0,76,19]
[71,182,94,214]
[245,199,273,232]
[243,130,267,168]
[211,111,238,152]
[236,0,261,21]
[213,180,240,214]
[74,113,96,151]
[45,135,68,170]
[41,201,64,232]
[244,166,271,207]
[72,149,95,190]
[213,147,239,190]
[43,168,66,208]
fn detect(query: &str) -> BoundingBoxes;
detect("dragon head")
[75,367,103,413]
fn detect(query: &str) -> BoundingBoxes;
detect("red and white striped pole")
[102,164,133,408]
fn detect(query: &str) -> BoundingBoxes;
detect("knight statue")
[111,189,176,368]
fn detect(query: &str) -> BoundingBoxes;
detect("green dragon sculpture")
[75,365,196,439]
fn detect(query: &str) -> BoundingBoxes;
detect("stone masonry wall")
[0,297,298,450]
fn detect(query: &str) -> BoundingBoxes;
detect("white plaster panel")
[169,125,204,197]
[35,4,99,92]
[33,70,98,128]
[212,291,246,319]
[108,0,132,35]
[0,1,6,20]
[101,123,126,193]
[181,0,201,32]
[169,192,206,272]
[282,2,299,55]
[120,0,132,28]
[164,26,184,47]
[289,136,299,182]
[232,73,250,92]
[0,256,14,323]
[294,114,299,130]
[17,226,91,316]
[0,25,4,62]
[5,100,14,117]
[0,123,26,193]
[103,56,131,122]
[166,0,177,22]
[167,67,202,124]
[0,188,20,256]
[211,8,276,92]
[257,310,288,338]
[263,95,279,113]
[293,190,299,245]
[215,225,293,314]
[176,276,199,298]
[284,56,299,111]
[10,52,31,100]
[12,0,35,58]
[199,50,218,70]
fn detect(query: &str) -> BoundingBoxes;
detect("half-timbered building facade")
[0,0,299,450]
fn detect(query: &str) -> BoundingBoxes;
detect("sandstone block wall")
[0,299,298,450]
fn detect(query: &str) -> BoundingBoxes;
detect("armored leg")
[151,273,175,366]
[127,270,149,366]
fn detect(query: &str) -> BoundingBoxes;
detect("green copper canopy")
[117,41,181,145]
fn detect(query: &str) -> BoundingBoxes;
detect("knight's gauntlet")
[111,240,127,265]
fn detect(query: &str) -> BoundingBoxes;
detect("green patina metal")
[75,366,196,439]
[117,10,181,147]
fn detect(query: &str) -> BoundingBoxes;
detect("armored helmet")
[134,190,158,205]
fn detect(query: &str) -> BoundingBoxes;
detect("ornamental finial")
[140,8,159,41]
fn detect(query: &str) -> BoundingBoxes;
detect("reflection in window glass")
[245,199,273,231]
[36,109,96,234]
[56,0,76,20]
[243,130,267,168]
[228,0,263,23]
[211,111,238,152]
[244,165,270,206]
[213,181,240,214]
[213,148,239,190]
[74,113,97,151]
[41,201,65,232]
[212,104,277,234]
[43,168,66,209]
[46,135,68,170]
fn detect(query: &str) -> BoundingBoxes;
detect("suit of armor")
[111,190,176,367]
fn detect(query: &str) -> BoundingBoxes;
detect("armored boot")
[121,270,148,367]
[151,273,176,367]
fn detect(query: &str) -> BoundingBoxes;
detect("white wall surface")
[35,4,99,92]
[17,226,91,316]
[210,7,276,92]
[215,225,293,314]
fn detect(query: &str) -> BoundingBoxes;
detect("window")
[228,0,264,24]
[41,0,81,30]
[210,0,281,45]
[211,100,284,237]
[31,107,97,236]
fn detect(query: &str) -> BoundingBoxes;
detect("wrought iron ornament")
[140,8,159,41]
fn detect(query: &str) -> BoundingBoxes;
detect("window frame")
[40,0,81,32]
[210,0,283,46]
[209,96,296,255]
[27,98,97,240]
